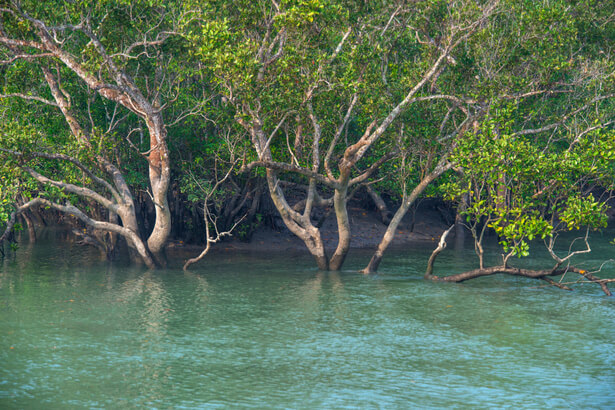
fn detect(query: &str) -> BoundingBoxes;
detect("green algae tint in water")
[1,234,615,408]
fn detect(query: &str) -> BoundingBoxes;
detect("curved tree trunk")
[145,115,172,262]
[363,160,452,274]
[116,204,148,264]
[329,185,351,271]
[20,212,36,243]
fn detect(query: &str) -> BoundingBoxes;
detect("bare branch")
[260,112,292,158]
[546,229,592,265]
[0,148,123,205]
[349,150,398,186]
[183,159,242,270]
[500,88,573,100]
[350,43,459,164]
[568,120,615,152]
[0,52,54,64]
[304,26,352,102]
[241,160,336,188]
[0,93,58,106]
[0,197,154,268]
[513,94,615,137]
[0,36,45,50]
[425,224,455,278]
[24,167,118,212]
[381,4,402,37]
[325,93,358,179]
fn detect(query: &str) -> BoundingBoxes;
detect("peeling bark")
[0,14,173,261]
[145,115,172,258]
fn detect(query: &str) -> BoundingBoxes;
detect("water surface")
[1,231,614,408]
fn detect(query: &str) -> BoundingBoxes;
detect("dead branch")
[425,224,455,278]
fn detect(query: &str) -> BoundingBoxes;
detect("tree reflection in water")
[114,273,172,405]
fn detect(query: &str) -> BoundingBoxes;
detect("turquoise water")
[1,231,614,408]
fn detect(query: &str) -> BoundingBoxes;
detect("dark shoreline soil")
[169,198,454,256]
[11,198,458,263]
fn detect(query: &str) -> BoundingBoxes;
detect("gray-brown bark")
[144,115,171,258]
[363,159,453,274]
[0,198,155,268]
[423,224,612,296]
[43,67,148,263]
[425,225,455,277]
[0,8,173,261]
[233,2,498,271]
[243,37,461,271]
[329,184,350,271]
[365,185,391,225]
[265,169,329,270]
[425,265,611,296]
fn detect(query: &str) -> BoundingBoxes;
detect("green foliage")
[447,100,612,260]
[1,0,614,261]
[560,195,608,231]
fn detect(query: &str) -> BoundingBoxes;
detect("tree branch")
[241,160,336,188]
[325,93,358,180]
[0,93,58,106]
[24,167,118,212]
[425,224,455,278]
[0,197,154,268]
[0,52,54,64]
[349,150,398,186]
[512,94,615,137]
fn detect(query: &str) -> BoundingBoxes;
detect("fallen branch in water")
[424,227,612,296]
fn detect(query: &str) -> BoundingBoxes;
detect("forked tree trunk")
[37,26,172,266]
[265,170,329,270]
[41,67,158,267]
